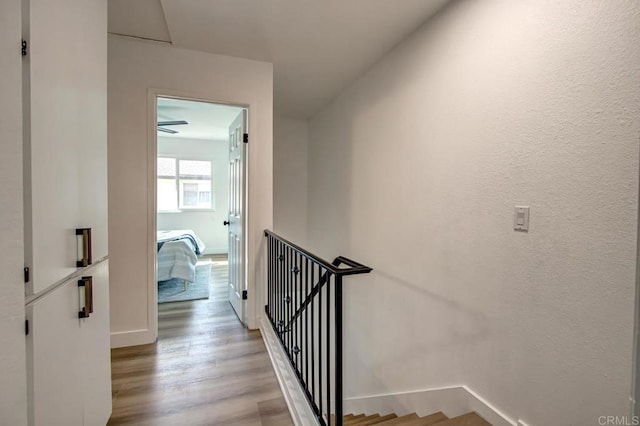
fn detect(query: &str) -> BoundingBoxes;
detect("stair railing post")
[335,274,343,426]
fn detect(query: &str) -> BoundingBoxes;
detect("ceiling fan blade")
[157,127,178,134]
[157,120,188,126]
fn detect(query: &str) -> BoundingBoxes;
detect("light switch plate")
[514,206,529,232]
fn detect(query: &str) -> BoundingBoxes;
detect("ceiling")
[108,0,450,119]
[157,97,243,140]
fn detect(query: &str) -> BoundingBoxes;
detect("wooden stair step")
[375,413,420,424]
[432,412,491,426]
[357,413,398,425]
[340,411,489,426]
[389,412,449,426]
[347,414,381,424]
[342,414,366,424]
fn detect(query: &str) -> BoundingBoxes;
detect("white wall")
[157,136,229,254]
[307,0,640,424]
[0,0,27,424]
[274,116,309,245]
[108,35,273,346]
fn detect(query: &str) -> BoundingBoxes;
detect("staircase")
[336,411,490,425]
[264,232,491,426]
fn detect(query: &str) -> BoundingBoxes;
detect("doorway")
[153,96,248,325]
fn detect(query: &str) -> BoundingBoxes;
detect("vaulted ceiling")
[108,0,450,119]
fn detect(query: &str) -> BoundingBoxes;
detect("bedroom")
[155,97,243,309]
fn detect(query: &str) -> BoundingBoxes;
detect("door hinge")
[21,39,27,56]
[25,319,29,336]
[24,267,29,283]
[243,133,249,143]
[242,290,248,300]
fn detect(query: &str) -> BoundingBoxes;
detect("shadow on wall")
[343,268,490,398]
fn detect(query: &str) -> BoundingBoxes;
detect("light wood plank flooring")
[108,256,293,425]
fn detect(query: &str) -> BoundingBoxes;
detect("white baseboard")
[260,317,320,426]
[344,386,515,426]
[260,315,514,426]
[110,328,157,349]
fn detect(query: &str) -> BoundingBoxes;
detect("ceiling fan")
[157,120,188,134]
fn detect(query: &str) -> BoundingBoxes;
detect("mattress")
[157,230,206,282]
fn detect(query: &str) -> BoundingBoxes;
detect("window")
[157,158,213,211]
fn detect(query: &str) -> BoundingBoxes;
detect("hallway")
[108,257,293,425]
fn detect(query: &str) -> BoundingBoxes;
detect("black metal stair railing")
[264,230,372,426]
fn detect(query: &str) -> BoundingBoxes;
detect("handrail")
[264,230,372,426]
[264,230,372,276]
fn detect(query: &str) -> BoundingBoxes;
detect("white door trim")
[146,88,253,339]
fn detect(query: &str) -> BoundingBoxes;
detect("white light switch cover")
[514,206,530,232]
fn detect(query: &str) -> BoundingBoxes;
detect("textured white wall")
[307,0,640,424]
[108,36,273,344]
[0,0,27,424]
[157,137,229,254]
[274,116,309,245]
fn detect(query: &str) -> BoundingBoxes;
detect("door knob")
[223,220,230,226]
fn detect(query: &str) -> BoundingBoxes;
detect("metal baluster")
[326,272,331,425]
[267,236,271,318]
[318,266,323,423]
[276,240,279,333]
[268,236,272,319]
[273,237,276,324]
[311,262,316,407]
[272,236,275,320]
[292,252,298,367]
[335,274,343,426]
[288,247,293,358]
[283,244,287,349]
[305,257,309,390]
[289,251,297,358]
[268,235,272,323]
[298,253,302,365]
[285,244,289,349]
[278,241,284,340]
[275,237,278,323]
[273,236,276,321]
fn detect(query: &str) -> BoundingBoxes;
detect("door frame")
[146,88,251,339]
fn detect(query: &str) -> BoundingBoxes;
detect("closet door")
[27,277,84,426]
[24,0,108,295]
[80,260,112,426]
[27,260,112,426]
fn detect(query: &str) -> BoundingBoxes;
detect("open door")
[227,110,247,324]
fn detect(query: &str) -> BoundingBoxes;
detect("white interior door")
[80,261,112,426]
[27,260,111,426]
[227,110,247,324]
[27,277,84,426]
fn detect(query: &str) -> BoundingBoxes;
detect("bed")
[157,230,206,283]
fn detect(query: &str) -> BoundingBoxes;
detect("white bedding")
[157,230,206,282]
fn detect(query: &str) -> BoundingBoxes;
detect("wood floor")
[108,256,293,426]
